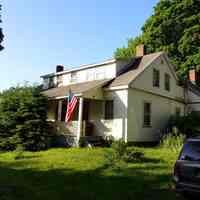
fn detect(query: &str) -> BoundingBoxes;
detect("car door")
[178,141,200,185]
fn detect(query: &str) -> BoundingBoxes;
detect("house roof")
[42,51,179,99]
[41,58,116,78]
[42,79,111,99]
[107,52,163,88]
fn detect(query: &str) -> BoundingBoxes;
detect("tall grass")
[160,132,185,152]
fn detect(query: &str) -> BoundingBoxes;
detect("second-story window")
[95,71,104,80]
[165,73,170,91]
[57,75,63,87]
[71,72,77,83]
[87,69,94,81]
[49,77,55,88]
[153,69,160,87]
[43,78,49,89]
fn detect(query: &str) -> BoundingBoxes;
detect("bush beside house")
[174,112,200,137]
[0,85,50,151]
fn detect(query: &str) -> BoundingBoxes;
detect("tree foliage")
[0,86,49,151]
[0,4,4,51]
[173,112,200,137]
[115,0,200,79]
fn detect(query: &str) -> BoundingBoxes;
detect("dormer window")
[49,77,55,88]
[71,72,77,83]
[153,69,160,87]
[57,75,63,87]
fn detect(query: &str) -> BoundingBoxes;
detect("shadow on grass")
[137,156,166,163]
[126,156,165,164]
[0,161,184,200]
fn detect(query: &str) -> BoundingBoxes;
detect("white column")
[77,97,84,146]
[58,100,62,121]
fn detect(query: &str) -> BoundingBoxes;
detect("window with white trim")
[49,77,55,88]
[143,102,151,127]
[71,72,77,83]
[57,75,63,87]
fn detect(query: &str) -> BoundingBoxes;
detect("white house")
[41,45,200,144]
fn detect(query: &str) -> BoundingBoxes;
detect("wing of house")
[41,45,200,144]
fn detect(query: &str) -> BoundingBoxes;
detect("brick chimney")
[189,68,197,84]
[136,44,145,57]
[56,65,64,73]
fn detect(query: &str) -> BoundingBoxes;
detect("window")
[71,72,77,83]
[87,69,94,81]
[95,71,105,80]
[165,73,170,91]
[153,69,160,87]
[143,102,151,127]
[57,75,63,87]
[180,141,200,161]
[43,78,49,89]
[49,77,55,88]
[105,100,114,119]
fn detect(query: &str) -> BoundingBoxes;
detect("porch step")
[80,136,106,147]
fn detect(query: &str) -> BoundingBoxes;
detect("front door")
[83,100,94,136]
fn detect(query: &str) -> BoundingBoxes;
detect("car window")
[180,141,200,161]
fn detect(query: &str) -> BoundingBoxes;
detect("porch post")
[58,100,62,121]
[77,97,84,146]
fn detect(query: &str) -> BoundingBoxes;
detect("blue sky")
[0,0,159,91]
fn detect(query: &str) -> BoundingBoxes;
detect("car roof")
[187,137,200,142]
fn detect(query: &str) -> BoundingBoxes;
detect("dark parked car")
[174,138,200,198]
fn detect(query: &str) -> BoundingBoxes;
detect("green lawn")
[0,147,184,200]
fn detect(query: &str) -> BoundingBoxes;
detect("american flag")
[65,89,78,124]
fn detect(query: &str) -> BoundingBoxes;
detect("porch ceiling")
[42,79,111,100]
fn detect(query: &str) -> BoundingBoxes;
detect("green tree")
[0,4,4,51]
[115,36,144,60]
[115,0,200,79]
[0,86,49,151]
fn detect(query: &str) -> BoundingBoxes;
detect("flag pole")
[77,97,83,146]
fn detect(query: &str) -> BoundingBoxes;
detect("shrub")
[104,139,127,169]
[170,112,200,137]
[103,135,115,147]
[124,150,144,162]
[160,132,185,152]
[105,139,144,168]
[0,85,50,151]
[111,139,127,160]
[14,145,25,160]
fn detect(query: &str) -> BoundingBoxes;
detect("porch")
[47,98,113,139]
[43,80,115,145]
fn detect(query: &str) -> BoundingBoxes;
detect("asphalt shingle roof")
[42,79,111,98]
[42,52,164,98]
[107,52,163,88]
